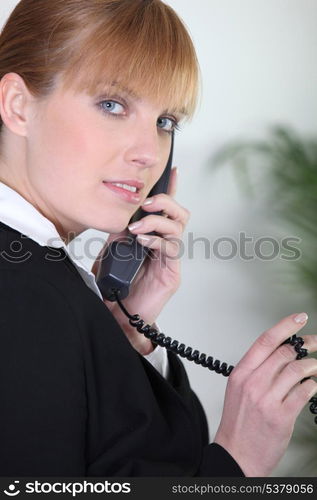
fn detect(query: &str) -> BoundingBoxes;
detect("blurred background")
[1,0,317,476]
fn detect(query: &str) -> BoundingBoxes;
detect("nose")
[123,124,161,168]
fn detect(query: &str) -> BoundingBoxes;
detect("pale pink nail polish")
[137,234,151,242]
[128,221,142,231]
[142,198,153,206]
[294,312,308,324]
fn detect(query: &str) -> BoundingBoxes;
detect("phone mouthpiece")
[96,236,151,301]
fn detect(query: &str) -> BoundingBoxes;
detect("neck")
[0,139,83,246]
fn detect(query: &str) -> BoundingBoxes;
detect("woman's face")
[24,78,177,242]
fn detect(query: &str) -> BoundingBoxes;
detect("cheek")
[41,116,94,179]
[29,105,105,189]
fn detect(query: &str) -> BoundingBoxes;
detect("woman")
[0,0,316,477]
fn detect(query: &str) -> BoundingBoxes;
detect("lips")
[102,181,142,205]
[103,179,145,193]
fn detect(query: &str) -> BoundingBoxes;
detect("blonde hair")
[0,0,200,128]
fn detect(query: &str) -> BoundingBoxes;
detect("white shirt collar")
[0,181,103,300]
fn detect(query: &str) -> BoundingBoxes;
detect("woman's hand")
[92,167,190,355]
[214,312,317,477]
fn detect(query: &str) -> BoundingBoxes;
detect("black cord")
[113,289,317,424]
[114,289,233,377]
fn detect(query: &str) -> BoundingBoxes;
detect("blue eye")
[157,116,180,133]
[99,100,125,115]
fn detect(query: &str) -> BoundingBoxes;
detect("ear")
[0,73,33,137]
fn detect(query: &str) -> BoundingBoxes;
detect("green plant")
[210,125,317,300]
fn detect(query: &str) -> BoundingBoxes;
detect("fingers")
[270,357,317,402]
[128,189,190,242]
[128,216,182,261]
[298,334,317,354]
[282,378,317,420]
[134,233,181,260]
[138,192,191,231]
[241,334,317,395]
[235,313,309,378]
[129,214,183,238]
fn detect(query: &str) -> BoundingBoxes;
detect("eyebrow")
[100,80,141,101]
[98,80,187,119]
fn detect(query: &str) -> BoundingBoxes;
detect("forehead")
[48,0,199,120]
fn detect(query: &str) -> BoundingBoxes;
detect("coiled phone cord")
[113,289,317,424]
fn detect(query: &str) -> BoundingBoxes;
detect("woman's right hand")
[214,312,317,477]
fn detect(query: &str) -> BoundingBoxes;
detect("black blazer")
[0,221,244,477]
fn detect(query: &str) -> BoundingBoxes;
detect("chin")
[89,219,130,234]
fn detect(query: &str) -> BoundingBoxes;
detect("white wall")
[1,0,317,476]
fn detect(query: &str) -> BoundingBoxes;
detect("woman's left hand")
[92,167,191,355]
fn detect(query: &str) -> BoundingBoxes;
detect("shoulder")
[0,221,93,320]
[0,221,127,352]
[0,221,70,273]
[0,265,83,355]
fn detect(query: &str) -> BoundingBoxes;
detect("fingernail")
[128,221,142,231]
[294,312,308,324]
[137,234,151,242]
[142,198,153,206]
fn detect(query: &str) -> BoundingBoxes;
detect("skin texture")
[1,74,317,477]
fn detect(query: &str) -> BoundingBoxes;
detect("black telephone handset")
[96,132,174,302]
[95,133,317,424]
